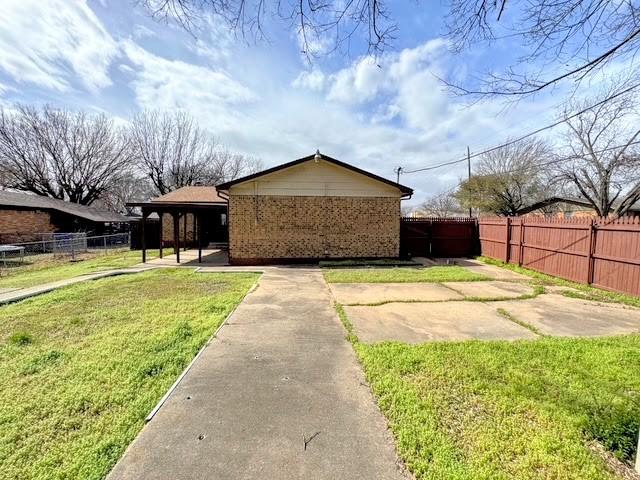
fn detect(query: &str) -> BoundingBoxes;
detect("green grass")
[0,269,258,480]
[319,258,419,267]
[323,265,489,283]
[0,249,157,290]
[354,337,640,479]
[478,256,640,308]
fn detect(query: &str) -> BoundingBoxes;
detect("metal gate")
[400,217,478,258]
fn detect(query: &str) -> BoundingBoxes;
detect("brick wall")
[160,213,196,247]
[228,195,400,262]
[0,209,55,243]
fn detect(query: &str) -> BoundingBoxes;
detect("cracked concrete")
[108,268,408,480]
[344,301,537,343]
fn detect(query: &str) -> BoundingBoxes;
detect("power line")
[430,140,640,197]
[402,81,640,175]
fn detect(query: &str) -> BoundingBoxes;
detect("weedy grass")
[323,265,489,284]
[0,269,258,480]
[354,336,640,479]
[0,249,159,289]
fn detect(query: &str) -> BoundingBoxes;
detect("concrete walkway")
[108,268,407,480]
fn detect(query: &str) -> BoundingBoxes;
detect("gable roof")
[0,190,129,223]
[215,152,413,196]
[151,186,226,204]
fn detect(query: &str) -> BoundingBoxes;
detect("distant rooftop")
[0,190,129,223]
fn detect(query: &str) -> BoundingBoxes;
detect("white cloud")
[122,41,257,129]
[292,70,326,91]
[0,0,119,92]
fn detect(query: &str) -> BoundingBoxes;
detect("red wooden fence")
[478,216,640,296]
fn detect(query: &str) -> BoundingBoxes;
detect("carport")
[127,186,228,264]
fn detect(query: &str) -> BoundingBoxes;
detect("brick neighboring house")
[0,190,129,243]
[216,151,413,265]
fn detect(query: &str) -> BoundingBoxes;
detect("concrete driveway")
[108,268,408,480]
[336,280,640,343]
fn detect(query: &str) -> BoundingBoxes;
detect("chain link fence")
[0,232,131,266]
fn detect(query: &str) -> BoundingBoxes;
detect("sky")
[0,0,599,206]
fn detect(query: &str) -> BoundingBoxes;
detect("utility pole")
[394,166,403,184]
[467,146,472,218]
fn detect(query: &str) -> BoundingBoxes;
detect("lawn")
[0,269,258,480]
[354,337,640,479]
[323,265,489,283]
[0,249,157,290]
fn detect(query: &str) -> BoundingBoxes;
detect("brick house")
[0,190,129,243]
[216,151,413,265]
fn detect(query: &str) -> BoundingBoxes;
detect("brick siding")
[160,213,196,247]
[228,195,400,262]
[0,209,54,243]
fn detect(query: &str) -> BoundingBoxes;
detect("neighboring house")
[516,197,640,218]
[216,151,413,265]
[0,190,130,243]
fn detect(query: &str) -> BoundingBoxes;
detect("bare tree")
[456,138,555,215]
[130,110,262,194]
[420,191,465,217]
[445,0,640,97]
[0,105,133,205]
[142,0,639,96]
[94,175,155,214]
[555,86,640,217]
[139,0,397,57]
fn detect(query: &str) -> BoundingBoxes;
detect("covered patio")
[127,186,228,264]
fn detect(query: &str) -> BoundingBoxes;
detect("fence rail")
[478,216,640,296]
[0,232,130,266]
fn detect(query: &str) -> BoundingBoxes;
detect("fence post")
[103,235,107,254]
[505,217,511,263]
[586,219,596,285]
[518,218,525,266]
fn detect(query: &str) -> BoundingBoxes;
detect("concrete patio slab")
[108,268,408,480]
[344,301,537,343]
[495,294,640,337]
[443,280,535,299]
[329,282,462,304]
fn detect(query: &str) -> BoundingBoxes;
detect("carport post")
[183,213,188,251]
[158,213,163,259]
[141,211,147,263]
[173,212,180,264]
[197,214,202,263]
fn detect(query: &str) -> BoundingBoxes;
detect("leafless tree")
[456,137,555,215]
[0,105,133,205]
[142,0,639,96]
[94,175,155,214]
[445,0,640,97]
[130,110,262,194]
[420,191,465,217]
[555,86,640,217]
[139,0,397,58]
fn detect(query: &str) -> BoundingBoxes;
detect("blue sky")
[0,0,583,204]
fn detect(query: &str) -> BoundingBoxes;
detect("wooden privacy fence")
[400,217,478,258]
[479,216,640,296]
